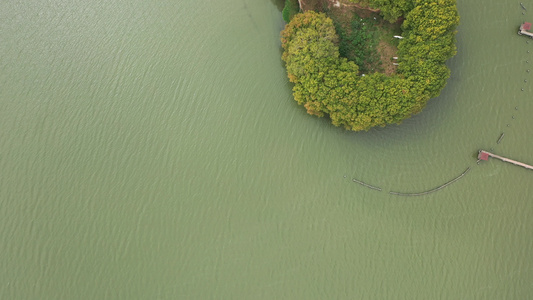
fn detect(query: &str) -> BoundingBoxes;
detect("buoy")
[522,88,524,91]
[507,124,511,127]
[512,116,516,119]
[527,69,530,72]
[525,79,528,82]
[516,106,519,110]
[343,175,347,178]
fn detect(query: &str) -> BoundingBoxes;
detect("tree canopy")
[281,0,459,131]
[355,0,414,23]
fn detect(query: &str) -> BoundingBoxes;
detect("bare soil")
[376,40,397,75]
[301,0,379,16]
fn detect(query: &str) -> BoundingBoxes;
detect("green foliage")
[282,0,300,23]
[398,0,459,97]
[334,17,379,73]
[281,1,459,131]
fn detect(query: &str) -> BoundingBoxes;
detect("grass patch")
[333,16,380,73]
[325,5,402,74]
[296,0,403,74]
[282,0,300,23]
[378,20,403,47]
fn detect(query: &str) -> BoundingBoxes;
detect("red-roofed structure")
[478,151,489,161]
[519,22,533,38]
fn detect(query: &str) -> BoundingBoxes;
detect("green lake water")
[1,0,532,298]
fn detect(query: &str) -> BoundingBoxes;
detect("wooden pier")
[478,150,533,170]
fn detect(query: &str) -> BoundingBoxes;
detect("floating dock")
[478,150,533,170]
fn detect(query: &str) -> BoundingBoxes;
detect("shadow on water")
[271,0,285,11]
[240,0,261,32]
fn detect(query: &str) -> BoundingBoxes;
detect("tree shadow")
[270,0,285,12]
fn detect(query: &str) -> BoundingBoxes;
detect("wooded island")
[281,0,459,131]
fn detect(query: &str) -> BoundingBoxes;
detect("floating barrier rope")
[389,167,471,197]
[351,178,382,192]
[497,133,505,144]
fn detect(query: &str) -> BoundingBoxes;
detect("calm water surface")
[1,0,532,298]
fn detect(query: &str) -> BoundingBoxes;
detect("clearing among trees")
[281,0,459,131]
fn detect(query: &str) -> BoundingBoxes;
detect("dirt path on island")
[377,40,398,75]
[335,0,380,13]
[300,0,380,14]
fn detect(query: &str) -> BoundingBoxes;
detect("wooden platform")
[518,22,533,38]
[478,150,533,170]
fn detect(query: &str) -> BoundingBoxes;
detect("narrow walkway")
[478,150,533,170]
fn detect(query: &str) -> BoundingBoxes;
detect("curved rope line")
[389,167,471,197]
[351,178,383,191]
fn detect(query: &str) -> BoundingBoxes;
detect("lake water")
[1,0,532,298]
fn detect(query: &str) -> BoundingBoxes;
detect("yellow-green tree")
[281,1,459,131]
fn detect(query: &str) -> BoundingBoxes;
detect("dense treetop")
[281,0,459,131]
